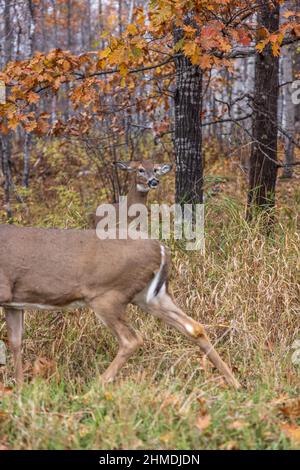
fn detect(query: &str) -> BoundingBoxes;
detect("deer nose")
[148,178,159,188]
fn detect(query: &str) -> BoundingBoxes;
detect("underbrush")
[0,142,299,449]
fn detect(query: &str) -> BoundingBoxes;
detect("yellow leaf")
[119,63,128,77]
[104,391,113,401]
[127,24,138,36]
[159,432,174,444]
[183,41,201,65]
[8,116,19,130]
[100,31,110,39]
[272,42,280,57]
[174,38,184,52]
[256,39,269,53]
[99,48,111,60]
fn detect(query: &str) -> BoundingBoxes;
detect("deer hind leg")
[4,307,24,387]
[136,291,240,389]
[0,270,12,304]
[90,296,143,383]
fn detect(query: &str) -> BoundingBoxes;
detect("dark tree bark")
[294,49,300,127]
[247,1,280,217]
[64,0,73,121]
[173,26,203,206]
[0,0,13,218]
[0,135,13,220]
[22,0,37,188]
[22,132,31,188]
[27,0,36,56]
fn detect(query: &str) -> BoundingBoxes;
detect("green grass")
[0,375,298,450]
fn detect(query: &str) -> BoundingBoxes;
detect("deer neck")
[127,181,149,207]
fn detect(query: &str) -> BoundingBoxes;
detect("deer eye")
[154,168,159,173]
[138,168,145,174]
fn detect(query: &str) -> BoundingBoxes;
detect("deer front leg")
[91,297,143,383]
[137,293,240,389]
[4,308,24,387]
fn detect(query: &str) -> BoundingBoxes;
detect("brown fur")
[0,224,240,389]
[91,160,172,228]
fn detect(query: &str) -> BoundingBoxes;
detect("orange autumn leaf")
[28,92,40,104]
[199,54,213,69]
[0,383,13,396]
[293,25,300,37]
[281,423,300,446]
[195,413,211,432]
[24,120,37,132]
[228,420,247,431]
[8,116,20,130]
[278,397,300,419]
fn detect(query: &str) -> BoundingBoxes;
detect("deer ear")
[114,161,135,172]
[157,163,172,175]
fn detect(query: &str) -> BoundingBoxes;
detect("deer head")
[115,160,172,193]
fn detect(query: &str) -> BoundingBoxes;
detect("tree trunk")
[86,0,92,49]
[22,0,36,188]
[282,45,295,178]
[293,48,300,129]
[0,136,12,220]
[247,1,280,217]
[118,0,123,37]
[27,0,36,57]
[173,26,203,206]
[51,0,58,47]
[0,0,13,219]
[64,0,72,121]
[22,132,31,188]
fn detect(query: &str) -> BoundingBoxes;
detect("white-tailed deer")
[91,160,172,227]
[0,224,240,389]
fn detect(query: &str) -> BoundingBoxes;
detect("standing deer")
[91,160,172,227]
[0,224,240,389]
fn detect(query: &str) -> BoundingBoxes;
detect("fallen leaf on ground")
[0,384,13,396]
[0,441,9,450]
[220,440,239,450]
[228,420,247,431]
[161,394,180,409]
[278,397,300,419]
[33,357,57,378]
[0,411,9,423]
[159,432,175,444]
[281,423,300,446]
[103,391,114,401]
[195,413,211,432]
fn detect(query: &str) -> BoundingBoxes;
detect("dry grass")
[0,142,299,449]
